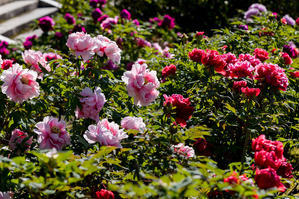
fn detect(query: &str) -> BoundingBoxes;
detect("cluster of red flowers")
[163,94,194,127]
[252,135,293,192]
[95,189,114,199]
[189,48,290,96]
[162,64,176,81]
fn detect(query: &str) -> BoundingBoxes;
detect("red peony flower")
[253,48,269,62]
[255,63,289,91]
[163,94,194,127]
[224,172,240,185]
[95,189,115,199]
[188,48,206,63]
[193,138,212,156]
[255,168,285,192]
[277,161,294,178]
[281,52,293,65]
[201,49,226,74]
[228,61,255,78]
[290,71,299,78]
[1,59,13,70]
[241,87,260,97]
[162,64,176,79]
[233,81,247,91]
[254,150,283,170]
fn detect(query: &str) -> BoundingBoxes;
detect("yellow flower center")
[51,126,60,134]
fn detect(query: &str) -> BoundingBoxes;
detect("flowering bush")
[0,1,297,198]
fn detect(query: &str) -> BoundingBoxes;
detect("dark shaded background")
[113,0,298,33]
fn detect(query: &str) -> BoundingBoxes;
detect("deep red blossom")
[252,135,284,158]
[253,48,269,62]
[201,49,226,74]
[255,63,289,91]
[289,71,299,78]
[233,81,247,91]
[1,59,13,70]
[38,16,55,32]
[255,168,286,192]
[277,161,294,178]
[163,94,194,127]
[296,17,299,25]
[241,87,260,97]
[281,52,293,65]
[193,138,212,156]
[188,48,205,63]
[162,64,176,79]
[254,150,283,170]
[95,189,115,199]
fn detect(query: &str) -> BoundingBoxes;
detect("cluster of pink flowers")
[252,135,293,192]
[22,50,61,73]
[163,94,194,127]
[9,129,32,151]
[122,59,160,106]
[66,32,121,64]
[84,119,128,148]
[121,116,146,132]
[152,43,174,59]
[171,143,195,159]
[75,87,106,121]
[0,64,40,103]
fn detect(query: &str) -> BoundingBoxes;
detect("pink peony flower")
[122,60,160,106]
[255,63,289,91]
[1,59,13,70]
[0,64,40,103]
[66,32,96,61]
[22,50,50,73]
[93,35,121,64]
[188,48,205,63]
[83,119,128,148]
[233,81,247,91]
[238,54,261,67]
[34,116,71,150]
[121,116,145,132]
[9,129,32,150]
[75,87,106,121]
[172,143,195,158]
[100,16,118,32]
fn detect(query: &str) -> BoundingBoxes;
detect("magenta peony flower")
[238,53,261,67]
[132,19,140,26]
[172,143,195,159]
[75,87,106,121]
[64,13,76,25]
[228,61,255,78]
[9,129,32,150]
[281,52,293,65]
[34,116,71,150]
[121,116,146,132]
[255,63,289,91]
[136,38,152,48]
[92,8,103,22]
[38,16,55,32]
[22,50,50,73]
[188,48,206,63]
[158,15,175,29]
[100,16,118,32]
[43,52,62,62]
[122,60,160,106]
[66,32,96,61]
[162,64,176,79]
[83,119,128,148]
[0,64,40,103]
[120,9,131,20]
[71,24,86,33]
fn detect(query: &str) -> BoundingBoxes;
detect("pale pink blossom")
[22,50,50,72]
[66,32,96,61]
[122,60,160,106]
[0,64,40,103]
[172,143,195,159]
[9,129,32,150]
[94,35,121,64]
[75,87,106,121]
[0,192,13,199]
[34,116,70,150]
[83,119,128,148]
[121,116,146,132]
